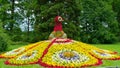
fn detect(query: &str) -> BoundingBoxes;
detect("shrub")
[0,22,9,51]
[11,35,22,42]
[0,36,8,52]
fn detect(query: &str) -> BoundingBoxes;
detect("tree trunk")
[10,0,15,31]
[27,17,30,40]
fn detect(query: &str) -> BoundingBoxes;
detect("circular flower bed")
[52,49,89,64]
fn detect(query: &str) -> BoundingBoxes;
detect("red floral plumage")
[54,16,63,31]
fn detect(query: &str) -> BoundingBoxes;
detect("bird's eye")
[58,17,63,21]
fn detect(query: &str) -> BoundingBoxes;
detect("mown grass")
[0,43,120,68]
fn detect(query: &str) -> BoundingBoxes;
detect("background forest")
[0,0,120,51]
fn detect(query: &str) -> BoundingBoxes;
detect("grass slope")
[0,43,120,68]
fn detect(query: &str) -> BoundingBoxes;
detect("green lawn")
[0,43,120,68]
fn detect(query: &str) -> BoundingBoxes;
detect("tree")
[0,0,10,29]
[17,0,36,41]
[79,0,119,43]
[33,0,81,41]
[9,0,15,31]
[0,0,119,44]
[112,0,120,41]
[0,22,10,51]
[0,0,22,34]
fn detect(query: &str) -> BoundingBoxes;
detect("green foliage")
[0,22,9,51]
[112,0,120,41]
[0,0,120,44]
[0,36,8,52]
[36,22,53,40]
[21,31,39,43]
[79,0,119,43]
[10,26,22,42]
[0,23,10,43]
[64,22,81,40]
[11,35,22,42]
[34,0,81,41]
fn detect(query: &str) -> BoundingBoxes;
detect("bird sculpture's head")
[54,16,64,23]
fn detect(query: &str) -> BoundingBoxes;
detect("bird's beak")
[61,18,64,21]
[61,19,64,21]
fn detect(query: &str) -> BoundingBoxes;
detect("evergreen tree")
[34,0,81,41]
[0,0,22,36]
[0,0,119,44]
[80,0,119,43]
[112,0,120,41]
[0,0,11,30]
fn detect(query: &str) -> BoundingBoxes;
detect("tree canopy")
[0,0,120,44]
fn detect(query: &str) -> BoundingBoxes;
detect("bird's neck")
[54,22,62,31]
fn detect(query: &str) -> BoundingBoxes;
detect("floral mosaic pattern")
[52,49,90,65]
[0,38,120,67]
